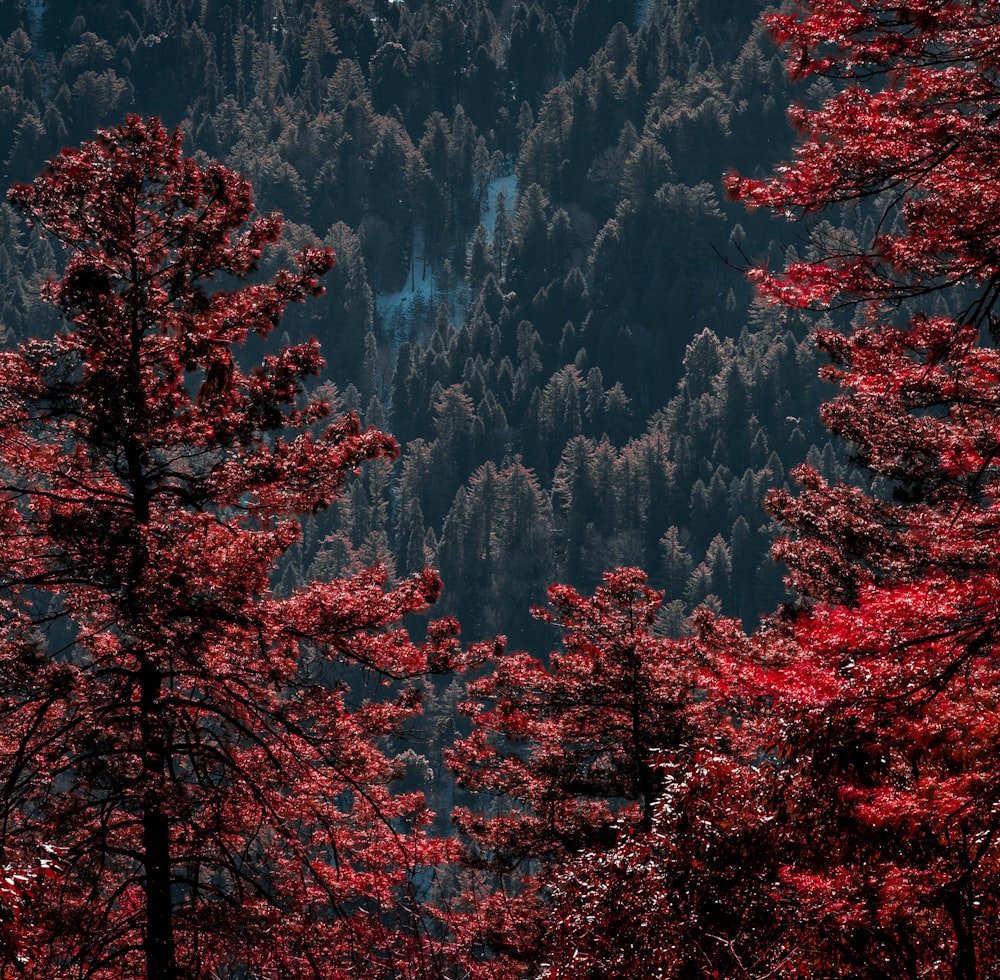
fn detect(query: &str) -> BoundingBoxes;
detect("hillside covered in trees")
[0,0,840,646]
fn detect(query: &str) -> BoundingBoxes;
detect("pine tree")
[447,568,696,974]
[0,116,455,979]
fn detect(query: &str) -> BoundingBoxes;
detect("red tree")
[0,116,457,979]
[537,741,796,980]
[724,0,1000,322]
[711,2,1000,977]
[0,847,65,976]
[444,568,696,976]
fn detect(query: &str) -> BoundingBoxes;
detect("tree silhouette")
[447,568,695,973]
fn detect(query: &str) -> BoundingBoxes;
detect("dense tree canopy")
[445,568,698,975]
[704,1,1000,976]
[0,0,813,648]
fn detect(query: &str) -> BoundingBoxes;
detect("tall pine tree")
[0,117,456,979]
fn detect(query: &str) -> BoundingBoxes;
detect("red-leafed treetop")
[725,1,1000,320]
[713,3,1000,977]
[0,116,457,979]
[444,567,696,976]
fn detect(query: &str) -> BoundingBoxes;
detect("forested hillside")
[0,0,838,644]
[4,1,1000,978]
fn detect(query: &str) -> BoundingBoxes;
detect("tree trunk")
[139,657,177,980]
[125,258,178,980]
[947,891,977,980]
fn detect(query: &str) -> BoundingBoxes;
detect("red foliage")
[724,2,1000,321]
[0,117,457,978]
[444,568,697,975]
[540,751,796,980]
[441,3,1000,975]
[0,847,65,976]
[712,3,1000,977]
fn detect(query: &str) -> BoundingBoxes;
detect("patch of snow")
[375,226,446,346]
[25,0,45,41]
[25,0,49,96]
[376,173,514,347]
[483,173,516,241]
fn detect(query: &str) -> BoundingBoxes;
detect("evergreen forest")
[0,0,829,647]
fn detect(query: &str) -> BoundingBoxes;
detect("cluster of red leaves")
[704,2,1000,976]
[0,847,65,977]
[539,750,797,980]
[442,568,698,976]
[725,2,1000,319]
